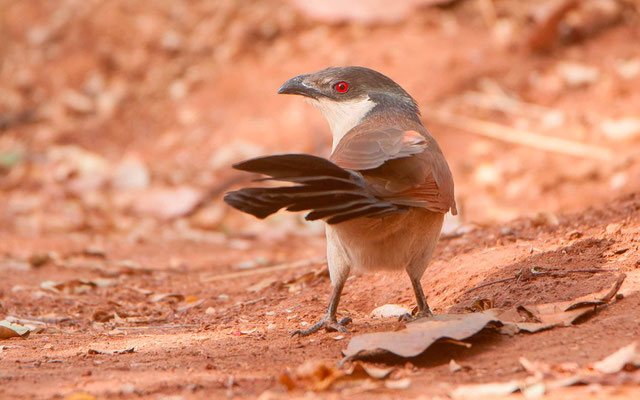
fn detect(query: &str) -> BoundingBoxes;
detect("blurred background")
[1,0,639,241]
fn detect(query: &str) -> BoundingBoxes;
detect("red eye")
[335,81,349,93]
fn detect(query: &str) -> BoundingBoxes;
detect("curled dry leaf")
[451,341,640,398]
[451,381,520,398]
[468,298,493,312]
[88,346,136,355]
[499,274,626,334]
[384,378,411,390]
[0,320,38,339]
[591,342,640,374]
[92,310,114,322]
[40,278,116,295]
[112,310,172,325]
[344,310,500,360]
[449,359,463,373]
[150,293,185,303]
[176,299,204,312]
[346,275,626,361]
[247,277,278,293]
[280,361,394,391]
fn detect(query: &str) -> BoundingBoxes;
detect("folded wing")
[331,123,457,215]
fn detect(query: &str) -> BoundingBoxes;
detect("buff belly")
[325,208,444,285]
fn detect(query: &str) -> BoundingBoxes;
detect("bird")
[224,66,457,337]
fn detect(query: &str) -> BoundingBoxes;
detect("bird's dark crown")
[278,66,419,115]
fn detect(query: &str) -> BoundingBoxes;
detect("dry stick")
[463,267,618,295]
[203,258,326,282]
[532,266,620,274]
[463,276,516,295]
[116,325,199,330]
[423,109,613,161]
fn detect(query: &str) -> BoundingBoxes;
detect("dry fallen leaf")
[177,299,204,312]
[247,277,278,293]
[468,298,494,312]
[449,359,462,373]
[384,378,411,390]
[0,325,27,340]
[344,310,500,360]
[88,346,136,355]
[451,381,520,398]
[0,320,33,339]
[499,274,626,334]
[451,341,640,398]
[40,278,115,295]
[591,342,640,374]
[347,276,625,361]
[150,293,185,303]
[281,361,395,391]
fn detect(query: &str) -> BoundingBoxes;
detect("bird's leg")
[399,273,433,322]
[291,277,351,337]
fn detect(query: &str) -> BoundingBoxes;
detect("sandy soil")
[1,0,640,398]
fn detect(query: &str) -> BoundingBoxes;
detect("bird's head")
[278,67,419,145]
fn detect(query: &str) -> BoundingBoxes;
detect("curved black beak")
[277,74,319,99]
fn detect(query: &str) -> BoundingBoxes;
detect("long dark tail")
[223,154,404,224]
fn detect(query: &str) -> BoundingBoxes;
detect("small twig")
[532,265,619,274]
[464,266,618,294]
[440,338,473,348]
[567,268,619,273]
[242,297,266,306]
[463,276,517,294]
[115,325,198,330]
[202,258,326,282]
[423,109,613,161]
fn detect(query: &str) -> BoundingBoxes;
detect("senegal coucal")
[224,66,457,336]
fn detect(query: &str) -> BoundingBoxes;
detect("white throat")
[308,97,376,151]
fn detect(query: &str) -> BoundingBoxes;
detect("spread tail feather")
[224,154,404,224]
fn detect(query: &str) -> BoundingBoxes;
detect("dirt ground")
[2,0,640,399]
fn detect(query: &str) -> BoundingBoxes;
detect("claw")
[291,314,351,337]
[398,309,432,322]
[398,313,414,322]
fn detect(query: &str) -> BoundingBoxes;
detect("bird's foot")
[291,314,352,337]
[399,308,432,322]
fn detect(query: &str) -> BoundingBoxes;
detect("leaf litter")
[1,317,46,339]
[88,346,136,355]
[0,321,31,340]
[344,274,626,361]
[279,360,396,392]
[451,341,640,398]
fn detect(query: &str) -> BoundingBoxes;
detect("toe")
[326,323,349,333]
[398,313,414,322]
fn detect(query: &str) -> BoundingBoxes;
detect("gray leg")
[291,275,351,337]
[409,274,432,317]
[400,273,433,322]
